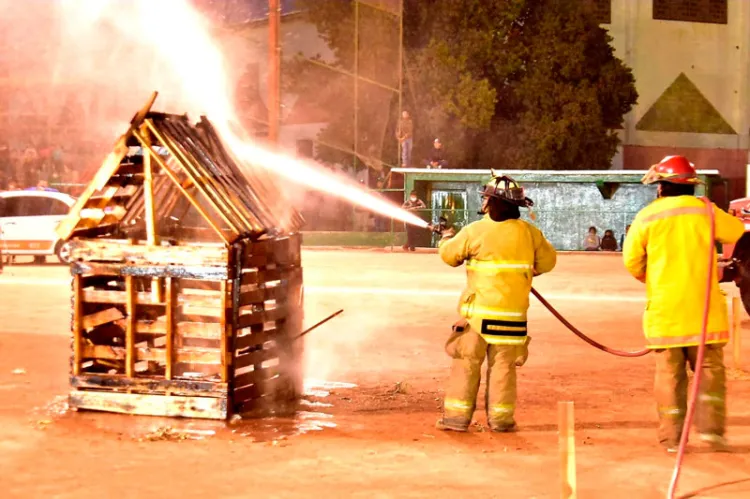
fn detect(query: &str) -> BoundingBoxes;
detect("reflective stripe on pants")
[654,344,726,445]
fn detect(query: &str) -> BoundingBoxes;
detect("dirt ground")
[1,250,749,498]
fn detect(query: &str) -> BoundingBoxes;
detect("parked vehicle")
[0,190,76,264]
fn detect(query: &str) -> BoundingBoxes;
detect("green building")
[395,168,721,250]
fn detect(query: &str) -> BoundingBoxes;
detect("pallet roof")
[56,92,303,246]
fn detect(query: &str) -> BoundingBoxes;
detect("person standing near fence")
[402,190,426,251]
[396,111,413,167]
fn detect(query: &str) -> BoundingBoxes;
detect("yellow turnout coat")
[623,195,744,348]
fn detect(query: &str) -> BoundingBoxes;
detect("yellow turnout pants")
[653,344,726,445]
[441,324,518,430]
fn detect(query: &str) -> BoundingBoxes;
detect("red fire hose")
[529,197,716,499]
[531,288,650,357]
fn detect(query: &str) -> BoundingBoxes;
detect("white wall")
[606,0,750,151]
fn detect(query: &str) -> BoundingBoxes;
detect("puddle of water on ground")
[32,379,357,442]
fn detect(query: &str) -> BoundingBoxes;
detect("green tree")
[289,0,637,171]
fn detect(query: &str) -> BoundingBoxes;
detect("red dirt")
[0,252,749,498]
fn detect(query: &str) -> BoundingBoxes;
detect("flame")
[53,0,427,230]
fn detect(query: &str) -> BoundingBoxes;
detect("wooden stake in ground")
[732,296,742,368]
[558,401,577,499]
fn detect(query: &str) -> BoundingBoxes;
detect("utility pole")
[268,0,281,145]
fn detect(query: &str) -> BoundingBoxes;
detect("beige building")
[592,0,749,198]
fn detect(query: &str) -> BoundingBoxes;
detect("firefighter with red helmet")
[435,174,557,432]
[623,155,744,452]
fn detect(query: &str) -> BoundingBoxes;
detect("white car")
[0,190,76,264]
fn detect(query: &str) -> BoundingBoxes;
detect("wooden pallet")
[67,235,303,419]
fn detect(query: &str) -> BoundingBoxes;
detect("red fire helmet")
[641,155,702,185]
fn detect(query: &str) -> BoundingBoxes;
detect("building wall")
[605,0,749,199]
[397,169,717,250]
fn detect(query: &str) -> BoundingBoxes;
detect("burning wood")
[61,93,305,420]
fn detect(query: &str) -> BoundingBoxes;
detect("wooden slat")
[238,286,286,306]
[125,275,136,377]
[165,277,175,380]
[70,374,227,396]
[82,307,126,330]
[82,344,221,365]
[237,306,287,329]
[68,390,227,419]
[233,366,280,392]
[234,347,277,371]
[66,239,228,266]
[115,163,146,176]
[181,304,222,318]
[73,261,229,281]
[107,173,145,188]
[180,280,222,291]
[234,327,276,350]
[239,269,283,286]
[178,293,222,308]
[220,280,230,383]
[83,288,162,305]
[136,320,222,339]
[55,135,129,241]
[72,274,84,376]
[233,374,283,406]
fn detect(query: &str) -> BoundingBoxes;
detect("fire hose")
[431,197,716,498]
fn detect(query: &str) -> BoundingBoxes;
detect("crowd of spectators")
[0,141,82,195]
[583,225,630,252]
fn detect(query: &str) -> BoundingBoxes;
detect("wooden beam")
[165,277,176,380]
[68,390,227,420]
[136,320,222,340]
[558,401,577,499]
[72,274,84,376]
[83,288,161,306]
[140,124,159,247]
[131,128,231,245]
[82,307,126,331]
[55,137,129,241]
[67,240,228,267]
[220,280,231,383]
[733,296,742,368]
[82,344,221,365]
[70,374,226,396]
[125,275,136,378]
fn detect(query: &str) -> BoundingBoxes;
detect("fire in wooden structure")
[56,92,305,419]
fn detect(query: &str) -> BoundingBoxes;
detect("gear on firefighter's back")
[435,173,556,432]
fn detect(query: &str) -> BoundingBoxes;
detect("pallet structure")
[57,93,305,419]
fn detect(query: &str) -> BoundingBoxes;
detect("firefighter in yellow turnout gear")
[623,155,744,452]
[436,175,557,432]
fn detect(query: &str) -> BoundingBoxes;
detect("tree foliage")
[289,0,638,170]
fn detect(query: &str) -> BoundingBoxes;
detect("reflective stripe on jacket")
[623,195,744,348]
[439,216,557,345]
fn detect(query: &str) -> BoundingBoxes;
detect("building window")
[584,0,611,24]
[653,0,727,24]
